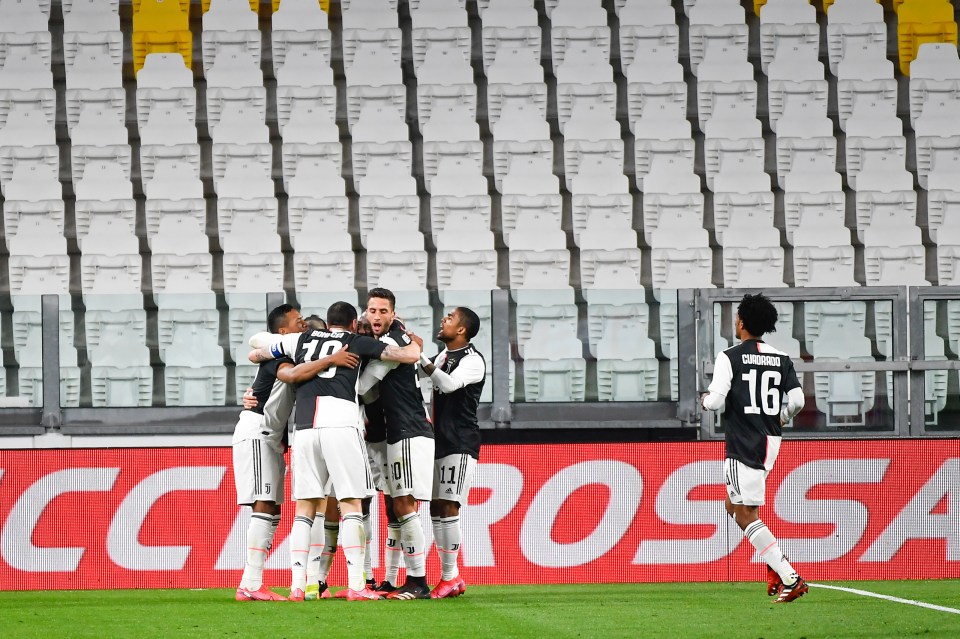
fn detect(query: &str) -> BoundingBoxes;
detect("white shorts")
[383,436,434,501]
[432,453,477,505]
[291,427,373,501]
[724,459,771,506]
[233,438,285,505]
[367,440,387,493]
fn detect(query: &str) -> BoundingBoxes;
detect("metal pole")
[40,294,61,431]
[490,288,512,428]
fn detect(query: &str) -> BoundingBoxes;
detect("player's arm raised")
[421,352,485,393]
[381,340,420,364]
[277,347,361,384]
[248,332,301,363]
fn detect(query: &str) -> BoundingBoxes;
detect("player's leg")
[234,439,285,601]
[289,430,329,601]
[361,496,377,589]
[321,427,379,600]
[378,494,403,594]
[430,453,476,599]
[725,459,806,602]
[385,437,435,600]
[305,496,332,600]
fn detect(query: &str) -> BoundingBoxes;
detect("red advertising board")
[0,439,957,590]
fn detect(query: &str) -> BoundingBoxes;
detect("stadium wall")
[0,439,957,590]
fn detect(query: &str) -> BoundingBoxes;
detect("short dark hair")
[737,293,778,337]
[455,306,481,340]
[267,304,297,333]
[326,301,358,328]
[304,314,326,330]
[367,287,396,310]
[357,315,373,335]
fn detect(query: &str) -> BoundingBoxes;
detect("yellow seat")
[272,0,328,12]
[203,0,259,11]
[133,0,191,13]
[132,0,193,73]
[823,0,881,13]
[897,0,958,75]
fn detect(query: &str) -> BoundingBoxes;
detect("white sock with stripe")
[362,513,373,582]
[306,514,325,584]
[439,516,461,581]
[240,513,273,590]
[268,514,281,551]
[744,519,798,585]
[384,523,403,586]
[317,520,339,582]
[289,515,313,592]
[341,513,367,591]
[398,511,426,578]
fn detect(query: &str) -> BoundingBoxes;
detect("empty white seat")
[2,163,63,239]
[294,232,357,303]
[342,0,402,69]
[562,105,624,191]
[410,0,470,73]
[0,52,55,131]
[580,228,643,296]
[792,226,858,287]
[766,46,828,133]
[618,2,679,73]
[500,158,562,246]
[274,50,336,132]
[909,43,960,127]
[625,50,687,127]
[550,1,611,75]
[205,50,267,130]
[633,112,694,190]
[783,163,845,246]
[571,156,632,243]
[135,53,195,131]
[436,228,498,295]
[486,46,548,129]
[712,167,774,245]
[366,235,429,294]
[758,0,818,74]
[836,48,897,132]
[775,104,836,188]
[281,106,341,189]
[74,161,136,250]
[914,98,960,189]
[416,45,477,130]
[649,225,713,290]
[696,46,757,131]
[854,157,918,243]
[430,157,492,238]
[271,0,332,77]
[357,167,419,248]
[139,106,201,184]
[844,108,906,189]
[0,0,52,69]
[89,334,153,408]
[421,105,483,190]
[202,0,261,74]
[927,161,960,244]
[522,326,587,402]
[351,105,412,183]
[70,106,130,184]
[826,0,885,76]
[64,49,124,134]
[595,310,659,401]
[492,102,552,192]
[344,43,405,130]
[688,0,747,76]
[515,298,578,355]
[555,45,617,132]
[480,0,540,72]
[211,105,271,190]
[703,111,764,192]
[642,157,702,243]
[863,225,927,287]
[722,230,786,288]
[0,106,57,195]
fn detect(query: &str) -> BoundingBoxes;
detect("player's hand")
[242,387,257,410]
[329,345,360,369]
[406,330,423,350]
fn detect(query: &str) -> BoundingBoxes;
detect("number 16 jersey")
[707,339,801,470]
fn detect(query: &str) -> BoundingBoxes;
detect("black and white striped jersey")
[233,357,295,450]
[431,344,485,459]
[378,320,434,444]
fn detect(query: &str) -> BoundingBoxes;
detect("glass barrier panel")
[711,298,896,433]
[921,299,959,431]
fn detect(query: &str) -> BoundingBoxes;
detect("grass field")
[1,582,959,639]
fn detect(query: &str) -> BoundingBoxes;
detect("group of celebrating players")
[231,288,485,601]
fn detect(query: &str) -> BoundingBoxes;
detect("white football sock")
[317,520,339,582]
[384,523,403,586]
[439,516,461,581]
[744,519,799,585]
[240,513,273,590]
[267,514,281,552]
[289,515,313,591]
[341,513,367,591]
[398,511,426,578]
[306,514,325,583]
[362,513,373,582]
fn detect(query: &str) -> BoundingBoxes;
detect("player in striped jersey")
[410,307,485,599]
[234,304,357,601]
[701,293,808,603]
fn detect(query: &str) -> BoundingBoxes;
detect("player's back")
[718,339,801,467]
[378,321,433,443]
[291,329,386,430]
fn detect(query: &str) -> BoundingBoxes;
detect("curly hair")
[737,293,778,337]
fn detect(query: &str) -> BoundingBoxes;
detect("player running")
[234,304,355,601]
[358,288,435,600]
[700,293,808,603]
[410,307,485,599]
[249,301,421,601]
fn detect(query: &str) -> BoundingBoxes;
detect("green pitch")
[2,582,959,639]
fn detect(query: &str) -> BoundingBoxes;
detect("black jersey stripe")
[253,439,261,496]
[456,454,468,495]
[357,430,373,492]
